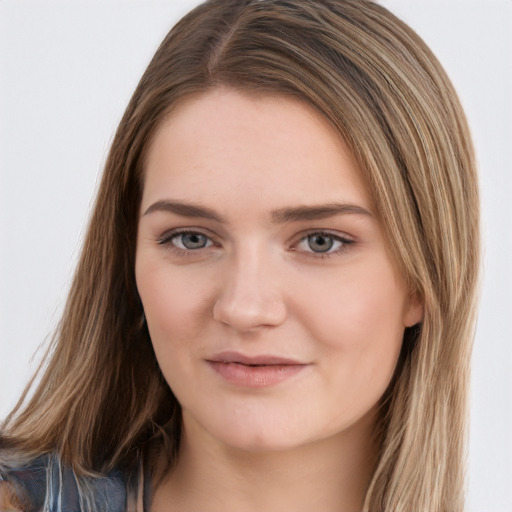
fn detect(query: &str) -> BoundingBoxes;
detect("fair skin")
[135,87,423,512]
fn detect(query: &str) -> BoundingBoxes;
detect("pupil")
[308,234,333,253]
[182,233,206,249]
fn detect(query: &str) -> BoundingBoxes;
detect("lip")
[206,351,309,388]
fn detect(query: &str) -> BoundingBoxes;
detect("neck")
[151,411,379,512]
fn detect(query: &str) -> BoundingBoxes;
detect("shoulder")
[0,453,47,512]
[0,451,128,512]
[0,481,24,511]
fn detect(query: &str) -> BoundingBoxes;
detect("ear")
[403,292,424,328]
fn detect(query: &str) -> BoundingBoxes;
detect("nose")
[212,248,287,333]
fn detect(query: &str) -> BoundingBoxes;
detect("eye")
[176,232,211,250]
[158,230,214,251]
[296,232,352,255]
[306,234,336,253]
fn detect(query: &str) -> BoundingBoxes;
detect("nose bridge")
[212,241,287,331]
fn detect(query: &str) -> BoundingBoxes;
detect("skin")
[135,87,423,512]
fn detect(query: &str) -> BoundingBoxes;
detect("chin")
[220,432,307,453]
[204,415,328,454]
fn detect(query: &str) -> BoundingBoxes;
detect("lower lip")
[207,361,307,388]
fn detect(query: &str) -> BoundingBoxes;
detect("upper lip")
[207,351,306,366]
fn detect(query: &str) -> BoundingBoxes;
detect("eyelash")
[157,228,218,256]
[156,228,354,259]
[294,231,354,259]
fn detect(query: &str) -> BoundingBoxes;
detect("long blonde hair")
[1,1,480,511]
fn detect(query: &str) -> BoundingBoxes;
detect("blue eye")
[307,234,336,253]
[297,232,350,254]
[179,233,210,249]
[159,231,213,251]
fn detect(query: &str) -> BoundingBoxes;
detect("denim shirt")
[0,453,127,512]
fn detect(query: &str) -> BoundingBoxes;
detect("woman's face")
[136,87,422,452]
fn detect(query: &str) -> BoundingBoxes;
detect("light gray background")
[1,1,511,510]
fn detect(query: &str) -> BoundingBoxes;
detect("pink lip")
[206,351,308,388]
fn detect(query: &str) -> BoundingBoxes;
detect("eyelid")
[155,227,355,258]
[156,227,219,251]
[290,229,355,257]
[292,228,354,243]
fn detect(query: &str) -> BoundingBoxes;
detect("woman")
[0,1,480,511]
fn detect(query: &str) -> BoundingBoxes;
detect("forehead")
[141,87,372,215]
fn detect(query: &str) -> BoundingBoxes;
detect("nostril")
[212,292,287,332]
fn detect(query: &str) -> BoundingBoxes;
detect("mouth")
[206,351,309,388]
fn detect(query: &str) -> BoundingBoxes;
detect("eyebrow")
[271,203,373,223]
[142,200,373,223]
[143,200,224,222]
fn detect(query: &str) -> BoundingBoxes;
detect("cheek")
[293,260,407,375]
[305,267,406,421]
[308,258,405,336]
[135,260,212,360]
